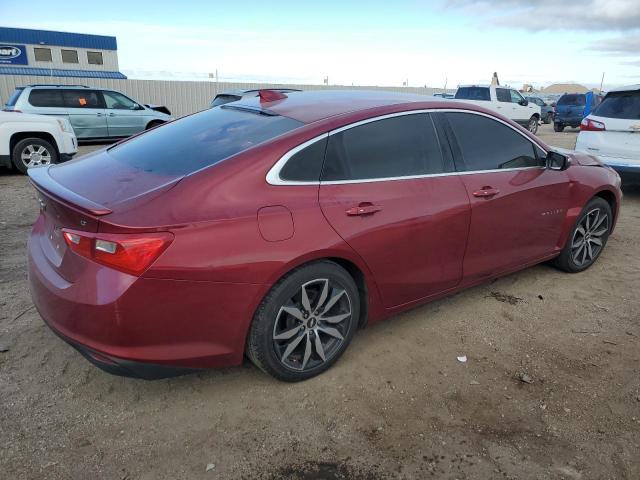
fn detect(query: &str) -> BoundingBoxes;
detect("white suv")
[576,85,640,185]
[454,85,542,133]
[0,111,77,174]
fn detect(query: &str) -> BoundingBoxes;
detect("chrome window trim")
[266,108,548,186]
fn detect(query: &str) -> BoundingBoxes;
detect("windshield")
[107,106,303,176]
[593,90,640,120]
[455,87,490,101]
[558,94,585,106]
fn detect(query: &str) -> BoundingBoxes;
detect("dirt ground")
[1,124,639,480]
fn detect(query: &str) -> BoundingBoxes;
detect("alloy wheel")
[571,208,609,267]
[21,144,52,169]
[528,117,538,134]
[272,278,352,371]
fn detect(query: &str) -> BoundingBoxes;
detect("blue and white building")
[0,27,126,79]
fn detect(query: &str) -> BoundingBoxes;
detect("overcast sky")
[1,0,639,89]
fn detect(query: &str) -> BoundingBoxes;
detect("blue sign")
[0,45,28,65]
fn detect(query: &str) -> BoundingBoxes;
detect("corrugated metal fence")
[0,75,451,118]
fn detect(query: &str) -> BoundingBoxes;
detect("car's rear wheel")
[12,137,58,174]
[553,122,565,132]
[247,261,360,381]
[554,197,612,273]
[544,112,553,124]
[527,116,539,134]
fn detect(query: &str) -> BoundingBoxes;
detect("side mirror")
[519,99,529,106]
[546,151,569,171]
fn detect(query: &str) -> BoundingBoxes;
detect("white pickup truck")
[454,85,542,134]
[0,111,78,174]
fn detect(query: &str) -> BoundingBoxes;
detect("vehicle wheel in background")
[527,116,539,134]
[553,197,612,273]
[146,120,165,130]
[12,137,58,174]
[247,260,360,382]
[553,122,565,132]
[544,113,553,124]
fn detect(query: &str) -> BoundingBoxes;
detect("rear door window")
[28,89,64,107]
[496,88,511,102]
[455,87,491,101]
[62,90,104,109]
[107,106,303,176]
[593,90,640,119]
[322,113,445,181]
[445,112,542,171]
[279,137,328,182]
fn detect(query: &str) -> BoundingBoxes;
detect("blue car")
[553,91,603,132]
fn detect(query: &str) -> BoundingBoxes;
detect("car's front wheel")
[527,116,539,134]
[553,122,565,132]
[247,261,360,381]
[12,137,58,174]
[554,197,612,273]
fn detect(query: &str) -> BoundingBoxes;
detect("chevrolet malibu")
[28,90,622,381]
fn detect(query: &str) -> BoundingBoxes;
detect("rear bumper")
[28,215,268,378]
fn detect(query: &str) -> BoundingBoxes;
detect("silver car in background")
[4,84,172,140]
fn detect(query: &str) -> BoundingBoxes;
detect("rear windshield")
[107,106,303,176]
[455,87,491,101]
[593,90,640,120]
[558,94,585,106]
[5,88,23,107]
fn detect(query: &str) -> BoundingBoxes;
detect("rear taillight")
[62,229,173,275]
[580,118,606,131]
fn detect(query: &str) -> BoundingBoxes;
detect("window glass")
[558,94,586,106]
[5,88,24,107]
[445,112,542,171]
[62,90,103,109]
[322,114,444,181]
[103,91,138,110]
[279,137,328,181]
[61,49,78,63]
[34,47,52,62]
[455,87,491,101]
[28,89,64,107]
[593,90,640,119]
[496,88,511,103]
[107,106,303,176]
[87,51,103,65]
[211,94,242,107]
[510,90,525,104]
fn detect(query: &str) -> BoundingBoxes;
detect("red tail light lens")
[62,229,173,275]
[580,118,606,131]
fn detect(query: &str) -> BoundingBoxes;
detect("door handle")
[345,202,382,216]
[96,112,104,117]
[472,186,500,198]
[108,113,116,117]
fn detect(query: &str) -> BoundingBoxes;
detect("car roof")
[607,84,640,93]
[231,89,440,124]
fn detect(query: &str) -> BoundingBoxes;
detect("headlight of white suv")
[56,118,72,133]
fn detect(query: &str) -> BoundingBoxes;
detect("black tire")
[553,197,612,273]
[527,116,539,134]
[145,120,164,130]
[553,122,565,132]
[247,260,360,382]
[11,137,58,174]
[543,113,553,124]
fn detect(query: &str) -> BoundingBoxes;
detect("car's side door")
[101,90,147,137]
[441,111,571,282]
[318,112,471,308]
[61,89,108,139]
[510,89,531,122]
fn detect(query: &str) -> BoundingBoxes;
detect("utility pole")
[599,72,605,92]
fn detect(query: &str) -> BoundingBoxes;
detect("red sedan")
[28,90,622,381]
